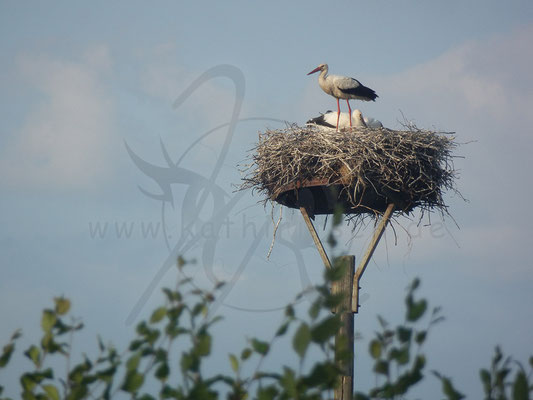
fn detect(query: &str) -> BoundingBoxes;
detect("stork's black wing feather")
[306,114,336,128]
[339,84,378,101]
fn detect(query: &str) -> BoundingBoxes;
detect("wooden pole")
[352,203,395,312]
[300,207,332,270]
[332,255,355,400]
[299,203,394,398]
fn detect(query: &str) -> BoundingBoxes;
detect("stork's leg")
[346,100,352,128]
[336,98,341,132]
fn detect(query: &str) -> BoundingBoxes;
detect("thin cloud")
[139,42,242,138]
[377,24,533,129]
[0,46,117,190]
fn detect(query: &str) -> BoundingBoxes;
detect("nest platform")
[242,125,457,218]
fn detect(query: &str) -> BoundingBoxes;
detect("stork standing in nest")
[307,63,378,131]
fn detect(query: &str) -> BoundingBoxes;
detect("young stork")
[307,110,367,130]
[307,110,383,130]
[307,63,378,131]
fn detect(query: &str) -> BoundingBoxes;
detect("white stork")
[307,110,367,130]
[307,63,378,131]
[307,110,383,130]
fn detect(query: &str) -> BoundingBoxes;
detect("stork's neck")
[354,112,366,127]
[319,66,328,80]
[318,67,329,88]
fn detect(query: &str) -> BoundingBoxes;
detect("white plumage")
[364,117,383,129]
[307,110,383,131]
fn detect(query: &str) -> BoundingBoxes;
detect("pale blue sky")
[1,1,533,397]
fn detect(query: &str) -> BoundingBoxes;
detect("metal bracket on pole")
[352,203,395,313]
[300,207,332,270]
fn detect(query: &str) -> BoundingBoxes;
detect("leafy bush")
[0,258,531,399]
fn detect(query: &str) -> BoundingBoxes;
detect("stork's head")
[307,63,328,75]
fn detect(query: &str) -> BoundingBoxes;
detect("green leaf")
[480,369,491,394]
[389,346,409,365]
[311,316,340,344]
[167,304,184,321]
[181,352,199,372]
[285,305,295,318]
[373,360,389,375]
[442,378,465,400]
[69,357,92,384]
[251,339,269,356]
[150,307,167,324]
[21,368,53,388]
[415,330,427,345]
[126,352,141,371]
[96,366,117,383]
[0,343,15,368]
[275,321,290,337]
[512,371,528,400]
[67,386,89,399]
[279,367,298,397]
[97,335,105,352]
[145,329,160,345]
[155,362,170,381]
[20,373,37,391]
[195,333,211,356]
[41,310,57,333]
[229,354,239,373]
[162,288,175,302]
[257,385,279,400]
[496,368,511,385]
[121,370,144,393]
[414,354,426,370]
[11,330,22,341]
[407,299,427,322]
[327,233,337,248]
[241,348,252,360]
[303,362,339,389]
[54,297,71,315]
[492,346,503,369]
[292,323,311,359]
[308,299,321,320]
[129,339,144,352]
[154,348,167,363]
[42,384,60,400]
[325,262,346,282]
[192,303,207,317]
[24,345,41,367]
[409,278,421,291]
[161,385,180,398]
[41,333,61,354]
[165,325,186,339]
[188,381,217,399]
[377,315,388,329]
[369,340,382,359]
[397,327,412,343]
[434,371,465,400]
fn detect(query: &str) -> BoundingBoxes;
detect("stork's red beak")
[307,66,321,75]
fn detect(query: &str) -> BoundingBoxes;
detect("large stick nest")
[241,125,459,219]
